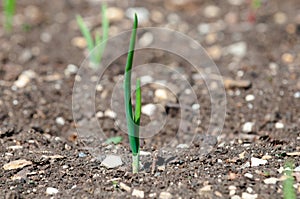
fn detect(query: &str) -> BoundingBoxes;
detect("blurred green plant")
[76,3,109,68]
[283,161,296,199]
[3,0,16,32]
[124,14,141,174]
[105,136,122,145]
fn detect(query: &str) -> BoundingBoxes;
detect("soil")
[0,0,300,198]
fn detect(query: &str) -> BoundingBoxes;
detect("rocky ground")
[0,0,300,198]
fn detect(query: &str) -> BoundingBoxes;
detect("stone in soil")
[159,191,172,199]
[251,157,267,167]
[46,187,59,195]
[3,159,32,170]
[241,192,257,199]
[242,122,254,133]
[101,155,123,169]
[132,189,144,198]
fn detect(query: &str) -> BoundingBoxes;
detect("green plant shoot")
[283,161,296,199]
[3,0,16,32]
[124,14,141,173]
[76,3,109,68]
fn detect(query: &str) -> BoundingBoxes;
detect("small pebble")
[192,104,200,110]
[281,53,294,64]
[101,155,123,169]
[224,78,252,89]
[14,70,36,88]
[294,92,300,98]
[106,7,124,22]
[104,109,117,119]
[140,75,153,84]
[228,0,244,6]
[40,32,52,43]
[119,182,131,192]
[64,64,78,77]
[96,111,104,118]
[244,173,253,179]
[142,104,156,116]
[3,159,32,170]
[251,157,267,167]
[263,177,278,185]
[56,117,65,126]
[242,192,257,199]
[204,5,221,18]
[275,122,284,129]
[226,42,247,58]
[198,23,210,35]
[245,94,255,102]
[242,122,254,133]
[78,152,87,158]
[207,45,222,60]
[71,37,86,49]
[274,12,287,25]
[159,191,172,199]
[176,144,189,149]
[132,189,144,198]
[139,32,154,47]
[231,195,241,199]
[46,187,59,195]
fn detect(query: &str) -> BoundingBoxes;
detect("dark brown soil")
[0,0,300,198]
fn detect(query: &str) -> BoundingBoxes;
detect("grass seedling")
[124,14,141,174]
[283,161,296,199]
[76,3,109,68]
[3,0,16,32]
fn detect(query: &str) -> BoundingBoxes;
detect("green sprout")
[76,3,109,68]
[3,0,16,32]
[283,161,296,199]
[124,14,141,174]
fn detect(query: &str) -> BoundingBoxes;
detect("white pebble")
[101,155,123,169]
[204,5,221,18]
[176,144,189,149]
[192,104,200,110]
[159,191,172,199]
[132,189,144,198]
[228,0,244,6]
[242,122,254,133]
[96,111,104,118]
[155,89,168,100]
[104,109,117,119]
[139,32,154,47]
[56,117,65,126]
[244,173,253,179]
[226,42,247,58]
[198,23,211,35]
[231,195,241,199]
[46,187,59,195]
[14,70,36,88]
[64,64,78,77]
[242,192,257,199]
[140,75,153,84]
[263,177,278,185]
[294,92,300,99]
[251,157,267,167]
[275,122,284,129]
[245,94,255,102]
[142,104,156,116]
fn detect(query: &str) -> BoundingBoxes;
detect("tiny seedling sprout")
[124,14,141,173]
[76,3,109,68]
[3,0,16,32]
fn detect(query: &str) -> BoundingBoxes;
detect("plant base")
[132,154,139,174]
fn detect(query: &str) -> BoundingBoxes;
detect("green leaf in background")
[105,136,123,145]
[3,0,16,32]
